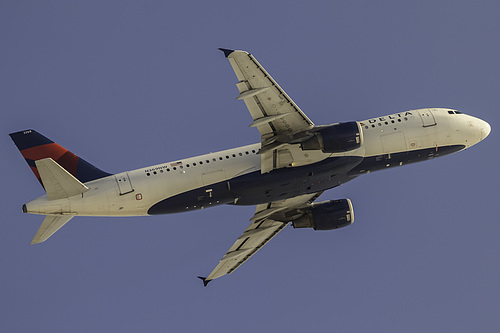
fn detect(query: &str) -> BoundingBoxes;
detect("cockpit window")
[455,111,462,114]
[448,111,454,114]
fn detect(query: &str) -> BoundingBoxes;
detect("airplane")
[10,48,491,286]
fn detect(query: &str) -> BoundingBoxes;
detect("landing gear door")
[115,172,134,195]
[418,109,437,127]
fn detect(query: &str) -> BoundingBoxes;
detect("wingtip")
[197,276,212,287]
[218,48,235,58]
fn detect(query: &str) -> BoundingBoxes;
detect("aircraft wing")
[199,191,323,286]
[220,49,315,173]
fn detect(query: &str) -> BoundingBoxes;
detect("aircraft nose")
[456,114,490,148]
[480,120,491,140]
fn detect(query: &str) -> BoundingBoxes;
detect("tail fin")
[9,129,111,186]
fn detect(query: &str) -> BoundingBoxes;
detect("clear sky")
[1,1,499,332]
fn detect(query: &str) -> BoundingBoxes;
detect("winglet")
[197,276,212,287]
[218,48,235,58]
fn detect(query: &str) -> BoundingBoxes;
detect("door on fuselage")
[115,172,134,195]
[381,132,407,153]
[418,109,437,127]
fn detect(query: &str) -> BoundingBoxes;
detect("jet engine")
[292,199,354,230]
[300,122,361,153]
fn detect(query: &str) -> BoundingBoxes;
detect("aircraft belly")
[148,180,234,214]
[349,144,465,175]
[147,156,363,214]
[229,156,362,205]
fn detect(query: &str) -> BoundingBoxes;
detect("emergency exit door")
[115,172,134,195]
[418,109,437,127]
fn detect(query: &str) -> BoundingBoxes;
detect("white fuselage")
[24,108,490,217]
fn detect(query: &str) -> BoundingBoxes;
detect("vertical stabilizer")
[9,129,111,186]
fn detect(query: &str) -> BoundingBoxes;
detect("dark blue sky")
[2,1,499,332]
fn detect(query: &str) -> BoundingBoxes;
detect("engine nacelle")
[292,199,354,231]
[300,122,361,153]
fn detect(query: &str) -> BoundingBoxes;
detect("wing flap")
[221,49,327,174]
[205,218,287,282]
[201,192,324,285]
[224,50,314,138]
[236,86,272,100]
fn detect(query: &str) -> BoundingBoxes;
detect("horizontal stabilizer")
[35,158,89,200]
[31,215,74,244]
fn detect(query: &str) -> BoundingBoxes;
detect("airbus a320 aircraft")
[10,49,490,286]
